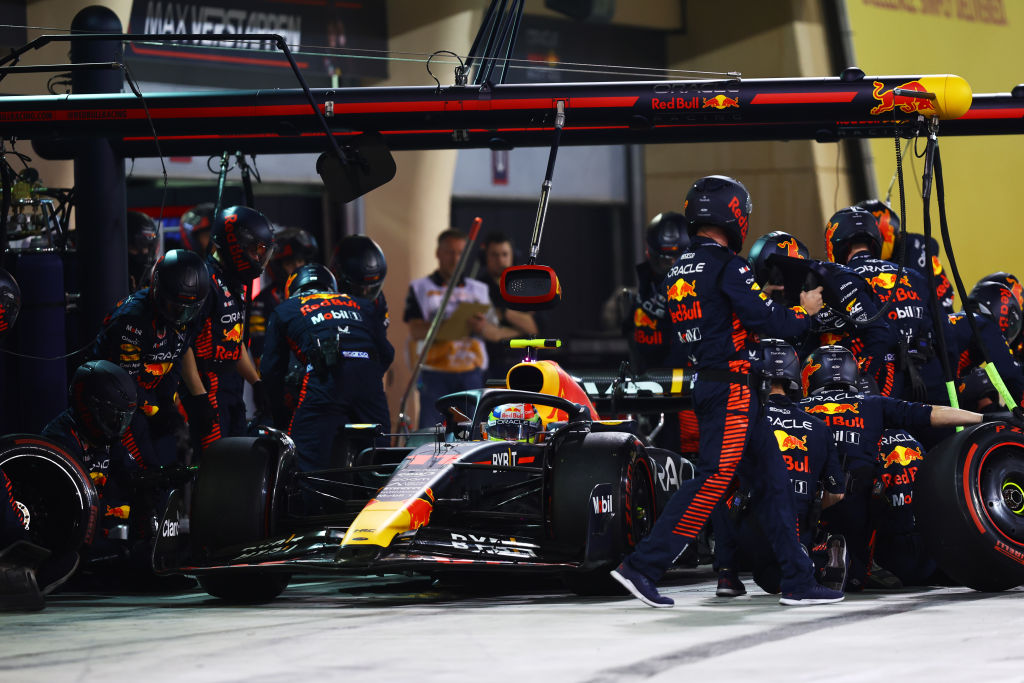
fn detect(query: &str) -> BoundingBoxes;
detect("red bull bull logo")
[774,429,808,452]
[89,471,108,488]
[406,490,434,530]
[883,445,923,467]
[777,239,803,259]
[824,222,838,262]
[223,323,243,343]
[105,504,130,520]
[805,402,859,415]
[634,308,658,330]
[703,94,739,109]
[870,80,936,116]
[144,361,173,377]
[667,278,697,301]
[867,272,898,290]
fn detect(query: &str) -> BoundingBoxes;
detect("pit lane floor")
[3,569,1022,682]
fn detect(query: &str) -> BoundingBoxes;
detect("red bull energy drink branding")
[870,80,936,116]
[703,94,739,109]
[774,429,808,452]
[667,278,697,301]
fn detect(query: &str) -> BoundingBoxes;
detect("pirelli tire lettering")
[915,422,1024,591]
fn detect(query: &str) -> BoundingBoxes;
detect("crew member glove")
[251,380,273,421]
[982,409,1024,429]
[181,392,217,436]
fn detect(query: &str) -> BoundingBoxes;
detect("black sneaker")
[610,562,674,608]
[865,561,903,590]
[821,535,848,592]
[0,563,44,612]
[779,582,844,606]
[716,570,747,597]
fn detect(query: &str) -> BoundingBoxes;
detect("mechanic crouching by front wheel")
[609,174,843,607]
[180,206,276,454]
[261,264,393,472]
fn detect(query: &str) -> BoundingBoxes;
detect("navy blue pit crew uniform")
[800,386,932,588]
[625,235,819,594]
[87,289,195,468]
[262,290,393,471]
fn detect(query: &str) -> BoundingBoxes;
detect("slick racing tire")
[0,434,99,555]
[192,436,291,603]
[550,432,656,595]
[915,422,1024,591]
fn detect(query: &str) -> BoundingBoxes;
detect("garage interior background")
[0,0,1018,431]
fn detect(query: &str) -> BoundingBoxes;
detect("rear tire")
[192,436,291,602]
[915,423,1024,591]
[550,432,657,595]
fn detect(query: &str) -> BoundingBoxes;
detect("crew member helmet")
[855,199,900,261]
[761,339,802,397]
[483,403,543,443]
[645,212,690,276]
[682,175,752,252]
[747,230,810,286]
[69,360,138,445]
[210,206,276,283]
[268,227,318,285]
[127,210,159,287]
[802,345,861,396]
[968,281,1023,344]
[150,249,211,325]
[825,206,881,264]
[0,267,20,336]
[179,203,215,253]
[286,263,338,299]
[979,272,1024,309]
[331,235,387,300]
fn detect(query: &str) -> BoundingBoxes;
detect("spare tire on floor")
[915,422,1024,591]
[0,434,99,554]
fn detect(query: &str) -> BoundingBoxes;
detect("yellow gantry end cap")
[920,75,972,119]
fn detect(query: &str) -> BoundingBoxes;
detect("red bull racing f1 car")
[150,360,696,602]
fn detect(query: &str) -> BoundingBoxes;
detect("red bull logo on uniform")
[222,323,243,343]
[634,308,658,330]
[805,402,859,415]
[883,445,923,467]
[703,94,739,109]
[774,429,808,452]
[870,80,936,116]
[144,361,173,377]
[667,278,697,301]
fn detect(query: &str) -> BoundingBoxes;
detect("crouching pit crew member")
[609,174,843,607]
[800,345,998,590]
[261,264,393,472]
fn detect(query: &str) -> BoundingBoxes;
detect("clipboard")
[434,302,490,342]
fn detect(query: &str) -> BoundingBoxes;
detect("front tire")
[191,436,291,602]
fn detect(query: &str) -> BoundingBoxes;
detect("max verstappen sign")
[126,0,387,87]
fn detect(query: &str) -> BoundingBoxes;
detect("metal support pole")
[71,6,126,339]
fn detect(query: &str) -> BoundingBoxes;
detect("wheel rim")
[978,443,1024,543]
[627,458,655,547]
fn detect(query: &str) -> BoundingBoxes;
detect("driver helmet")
[483,403,543,443]
[69,360,138,445]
